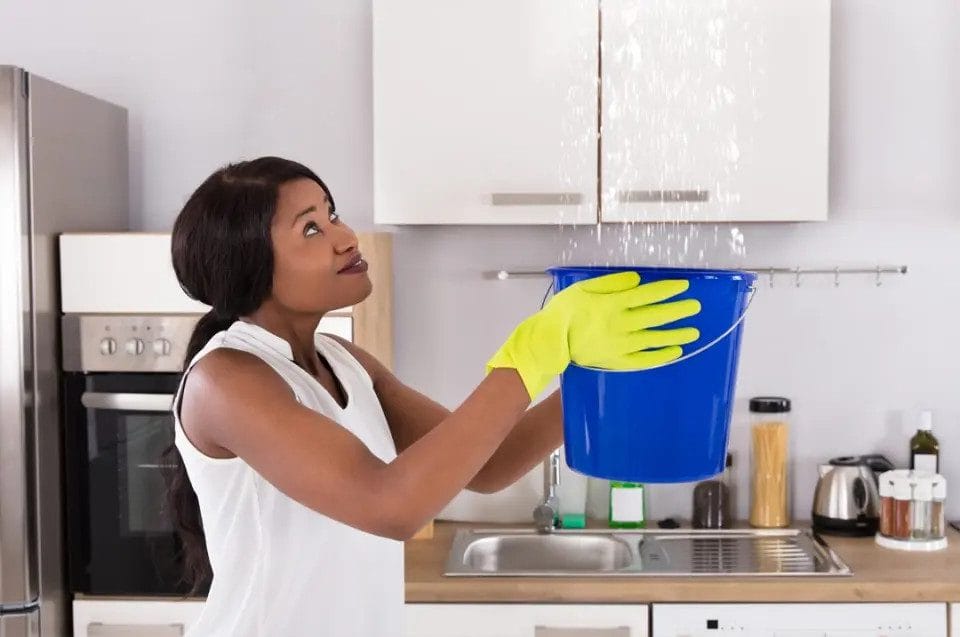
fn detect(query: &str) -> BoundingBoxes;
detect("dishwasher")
[652,602,947,636]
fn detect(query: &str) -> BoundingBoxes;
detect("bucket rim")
[547,265,758,281]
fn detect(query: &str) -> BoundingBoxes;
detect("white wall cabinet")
[374,0,830,225]
[652,602,947,636]
[600,0,830,222]
[404,604,649,637]
[73,599,204,637]
[373,0,599,225]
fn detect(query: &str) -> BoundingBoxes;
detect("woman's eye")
[304,221,321,237]
[329,210,340,224]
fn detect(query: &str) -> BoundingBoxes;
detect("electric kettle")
[812,455,895,536]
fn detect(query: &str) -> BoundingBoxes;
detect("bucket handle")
[543,280,759,373]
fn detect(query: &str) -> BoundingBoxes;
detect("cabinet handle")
[617,189,710,203]
[490,192,584,206]
[81,392,175,412]
[534,627,630,637]
[87,623,185,637]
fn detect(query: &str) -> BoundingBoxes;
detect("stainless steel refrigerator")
[0,66,128,637]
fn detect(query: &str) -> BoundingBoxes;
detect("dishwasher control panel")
[652,603,946,636]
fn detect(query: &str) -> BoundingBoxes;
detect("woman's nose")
[331,221,359,254]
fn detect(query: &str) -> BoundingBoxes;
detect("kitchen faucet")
[532,448,561,533]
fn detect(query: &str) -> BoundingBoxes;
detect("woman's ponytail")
[161,308,238,594]
[184,309,239,366]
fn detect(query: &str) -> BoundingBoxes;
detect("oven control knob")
[99,337,117,356]
[152,338,172,356]
[125,338,145,356]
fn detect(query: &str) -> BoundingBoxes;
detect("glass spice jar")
[931,478,946,539]
[911,479,933,540]
[878,477,894,537]
[893,479,912,540]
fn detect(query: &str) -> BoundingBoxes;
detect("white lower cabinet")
[405,604,649,637]
[652,603,947,636]
[406,603,951,637]
[951,604,959,637]
[73,599,205,637]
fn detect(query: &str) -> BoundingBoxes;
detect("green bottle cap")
[561,513,586,529]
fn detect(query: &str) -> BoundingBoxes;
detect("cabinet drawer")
[73,600,204,637]
[404,604,648,637]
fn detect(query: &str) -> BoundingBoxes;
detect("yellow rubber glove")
[486,271,702,400]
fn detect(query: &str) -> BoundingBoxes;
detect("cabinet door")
[951,604,959,637]
[600,0,830,222]
[405,604,648,637]
[652,603,947,636]
[373,0,599,225]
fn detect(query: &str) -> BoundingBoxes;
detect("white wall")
[0,0,375,231]
[2,0,958,521]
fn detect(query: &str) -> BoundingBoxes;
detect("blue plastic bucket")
[551,266,757,483]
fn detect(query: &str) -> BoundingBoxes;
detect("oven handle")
[80,392,175,412]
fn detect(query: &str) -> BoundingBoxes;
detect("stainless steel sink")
[445,528,852,577]
[462,533,633,573]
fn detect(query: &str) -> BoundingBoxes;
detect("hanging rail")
[485,265,909,287]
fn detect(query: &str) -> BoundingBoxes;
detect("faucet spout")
[533,448,562,533]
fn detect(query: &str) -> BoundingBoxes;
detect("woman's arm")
[179,347,530,541]
[321,273,701,496]
[331,336,563,494]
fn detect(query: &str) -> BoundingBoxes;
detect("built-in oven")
[61,314,208,597]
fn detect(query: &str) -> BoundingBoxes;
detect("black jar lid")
[749,396,792,413]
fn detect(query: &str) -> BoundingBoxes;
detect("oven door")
[63,373,207,596]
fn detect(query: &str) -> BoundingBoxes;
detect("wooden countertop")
[404,521,960,603]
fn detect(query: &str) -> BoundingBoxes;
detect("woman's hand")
[486,271,702,400]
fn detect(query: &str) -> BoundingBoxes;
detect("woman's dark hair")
[161,156,334,592]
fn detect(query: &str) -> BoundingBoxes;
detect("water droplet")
[727,139,740,163]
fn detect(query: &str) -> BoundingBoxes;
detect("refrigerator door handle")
[80,392,175,413]
[0,65,39,613]
[0,600,40,614]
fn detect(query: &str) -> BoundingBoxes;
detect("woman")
[165,156,701,636]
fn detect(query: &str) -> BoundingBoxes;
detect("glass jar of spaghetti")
[748,396,791,528]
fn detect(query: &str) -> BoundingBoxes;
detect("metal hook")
[768,268,775,288]
[794,266,802,288]
[876,265,883,287]
[834,267,840,288]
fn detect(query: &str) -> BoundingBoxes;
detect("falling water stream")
[555,0,766,267]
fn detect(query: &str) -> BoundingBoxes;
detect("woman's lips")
[337,257,369,275]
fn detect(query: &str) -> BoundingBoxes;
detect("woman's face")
[268,178,372,314]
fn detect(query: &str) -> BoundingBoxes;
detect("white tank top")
[173,320,403,637]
